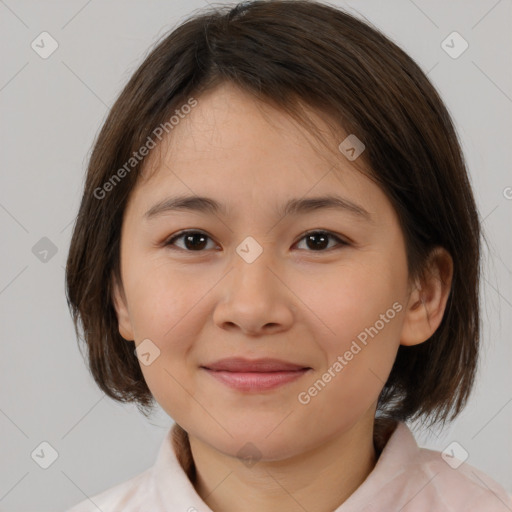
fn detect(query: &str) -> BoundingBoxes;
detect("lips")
[201,357,311,392]
[202,357,309,372]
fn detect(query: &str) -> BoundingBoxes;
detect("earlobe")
[400,247,454,347]
[111,275,135,342]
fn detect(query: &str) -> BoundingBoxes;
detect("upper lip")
[202,357,310,372]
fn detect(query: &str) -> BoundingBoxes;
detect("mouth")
[200,357,312,392]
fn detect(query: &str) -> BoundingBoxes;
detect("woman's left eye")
[294,230,348,251]
[164,230,348,252]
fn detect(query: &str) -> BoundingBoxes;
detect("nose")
[212,246,294,336]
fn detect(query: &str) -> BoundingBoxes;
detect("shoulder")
[64,467,153,512]
[64,424,197,512]
[416,448,511,510]
[398,426,512,511]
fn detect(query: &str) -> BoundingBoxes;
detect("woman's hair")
[65,0,482,426]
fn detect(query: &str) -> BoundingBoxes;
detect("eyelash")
[163,229,349,253]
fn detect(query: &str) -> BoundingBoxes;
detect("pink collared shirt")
[66,421,512,511]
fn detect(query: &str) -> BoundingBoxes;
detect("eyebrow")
[144,194,373,222]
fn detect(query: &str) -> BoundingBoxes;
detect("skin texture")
[112,82,453,512]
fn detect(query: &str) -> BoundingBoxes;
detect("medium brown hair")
[66,0,482,426]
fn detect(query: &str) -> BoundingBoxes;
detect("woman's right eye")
[164,230,218,251]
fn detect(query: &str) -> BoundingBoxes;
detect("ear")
[111,274,135,341]
[400,247,453,347]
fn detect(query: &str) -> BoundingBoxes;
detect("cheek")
[124,265,211,411]
[126,264,206,343]
[301,257,405,352]
[295,284,405,438]
[296,255,406,409]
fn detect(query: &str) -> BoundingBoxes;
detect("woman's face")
[113,82,414,459]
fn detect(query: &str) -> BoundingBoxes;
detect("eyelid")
[296,229,349,246]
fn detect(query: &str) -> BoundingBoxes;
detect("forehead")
[126,83,392,225]
[140,82,351,180]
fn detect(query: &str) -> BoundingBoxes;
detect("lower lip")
[203,368,310,392]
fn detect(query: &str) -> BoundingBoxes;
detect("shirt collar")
[151,420,419,510]
[152,423,207,510]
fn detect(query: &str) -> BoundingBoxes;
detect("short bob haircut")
[66,0,482,428]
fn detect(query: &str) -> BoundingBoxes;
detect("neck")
[184,414,385,512]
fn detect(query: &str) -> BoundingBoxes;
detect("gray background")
[0,0,511,510]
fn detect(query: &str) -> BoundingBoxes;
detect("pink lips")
[201,357,311,392]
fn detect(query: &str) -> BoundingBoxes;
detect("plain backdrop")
[0,0,511,510]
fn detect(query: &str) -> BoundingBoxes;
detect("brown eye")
[165,230,216,251]
[295,231,347,251]
[164,229,348,253]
